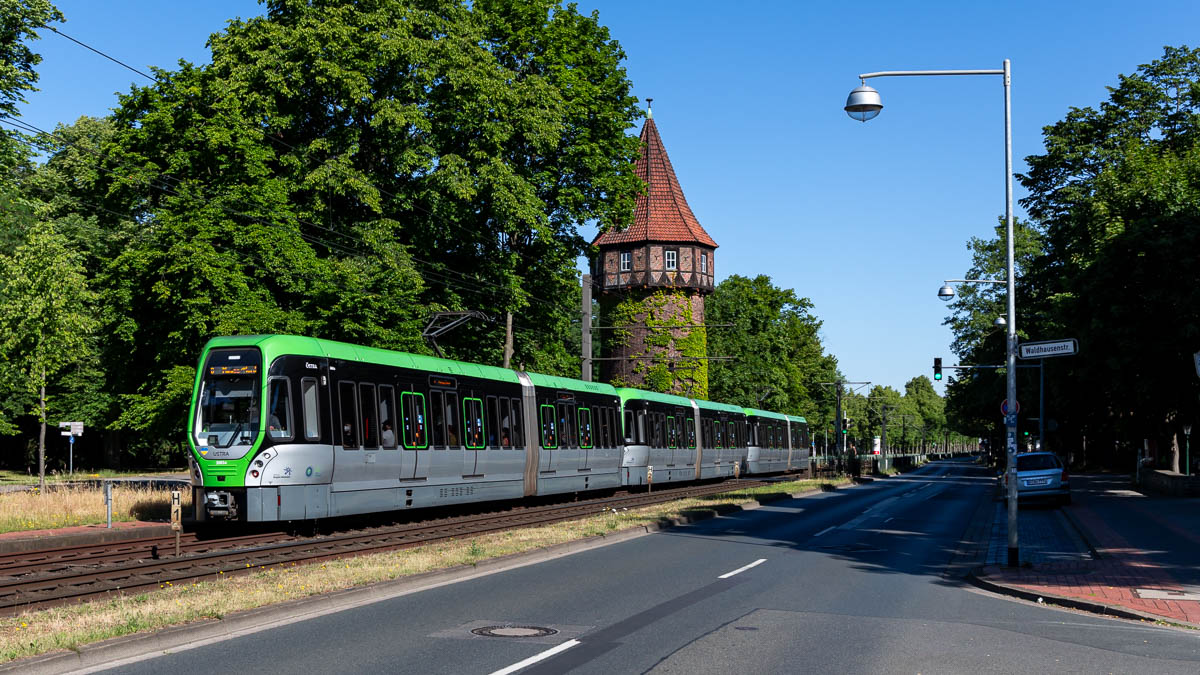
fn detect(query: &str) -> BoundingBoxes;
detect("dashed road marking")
[814,526,836,537]
[719,558,767,579]
[489,639,581,675]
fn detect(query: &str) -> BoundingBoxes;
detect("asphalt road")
[102,461,1200,674]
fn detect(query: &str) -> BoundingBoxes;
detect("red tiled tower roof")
[593,117,718,248]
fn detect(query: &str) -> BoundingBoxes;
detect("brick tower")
[591,106,718,397]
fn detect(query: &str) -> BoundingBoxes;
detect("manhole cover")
[471,625,559,638]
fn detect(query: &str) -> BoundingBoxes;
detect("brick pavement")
[974,490,1200,627]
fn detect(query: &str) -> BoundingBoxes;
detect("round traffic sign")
[1001,399,1020,415]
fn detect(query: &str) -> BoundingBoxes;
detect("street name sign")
[1018,338,1078,359]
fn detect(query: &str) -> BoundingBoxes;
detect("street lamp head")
[937,284,955,301]
[993,315,1007,327]
[844,84,882,122]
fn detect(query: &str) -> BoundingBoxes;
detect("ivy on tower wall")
[600,289,708,398]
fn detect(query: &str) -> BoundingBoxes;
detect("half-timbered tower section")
[592,110,718,397]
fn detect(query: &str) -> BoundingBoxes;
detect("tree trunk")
[1171,430,1182,474]
[38,382,46,493]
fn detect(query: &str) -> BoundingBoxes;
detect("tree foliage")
[0,0,645,466]
[707,274,837,420]
[946,46,1200,468]
[0,220,97,483]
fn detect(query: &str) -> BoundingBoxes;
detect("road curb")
[1,485,830,673]
[965,568,1200,629]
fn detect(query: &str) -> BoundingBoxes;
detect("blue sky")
[16,0,1200,398]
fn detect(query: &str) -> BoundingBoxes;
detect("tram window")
[540,404,557,448]
[444,392,460,446]
[430,391,445,447]
[338,381,358,449]
[578,408,593,448]
[486,396,500,448]
[666,416,676,449]
[267,378,293,440]
[654,413,666,448]
[637,410,647,445]
[686,417,695,448]
[701,419,711,448]
[463,397,485,449]
[402,392,427,449]
[301,378,320,440]
[511,399,524,446]
[716,421,725,449]
[729,421,738,448]
[359,384,378,449]
[499,397,512,447]
[623,410,634,444]
[379,385,397,449]
[605,407,614,448]
[560,403,576,448]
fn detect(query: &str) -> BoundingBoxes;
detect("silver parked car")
[1001,452,1071,505]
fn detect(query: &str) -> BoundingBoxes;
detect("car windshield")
[195,348,262,448]
[1017,454,1060,471]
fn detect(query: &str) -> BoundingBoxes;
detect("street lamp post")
[1184,424,1193,476]
[846,60,1020,567]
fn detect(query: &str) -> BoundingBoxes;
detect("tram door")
[427,380,460,483]
[397,383,430,483]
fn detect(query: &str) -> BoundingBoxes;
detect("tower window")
[701,252,708,274]
[665,249,677,271]
[619,251,631,272]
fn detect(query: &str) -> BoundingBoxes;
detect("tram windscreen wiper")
[222,423,245,448]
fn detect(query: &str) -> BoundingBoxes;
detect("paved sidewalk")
[972,474,1200,627]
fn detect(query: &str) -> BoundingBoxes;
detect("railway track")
[0,478,772,616]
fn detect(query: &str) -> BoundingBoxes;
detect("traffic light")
[841,418,850,434]
[933,357,943,381]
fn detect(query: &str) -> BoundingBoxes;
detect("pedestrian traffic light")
[933,357,942,381]
[842,418,850,434]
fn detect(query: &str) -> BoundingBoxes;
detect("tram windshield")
[195,348,262,448]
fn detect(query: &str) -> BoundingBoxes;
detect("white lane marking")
[489,639,581,675]
[814,525,836,537]
[719,558,767,579]
[884,517,894,523]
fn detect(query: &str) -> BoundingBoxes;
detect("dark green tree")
[0,221,97,488]
[33,0,642,459]
[707,274,837,421]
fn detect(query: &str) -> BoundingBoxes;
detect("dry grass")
[0,485,190,533]
[0,476,847,663]
[0,469,185,485]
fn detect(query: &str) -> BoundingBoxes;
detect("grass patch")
[0,469,185,486]
[0,476,846,663]
[0,485,190,533]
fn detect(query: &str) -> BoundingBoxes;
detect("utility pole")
[820,379,869,472]
[581,273,592,381]
[503,312,514,369]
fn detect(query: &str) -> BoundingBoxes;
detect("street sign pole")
[68,435,74,475]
